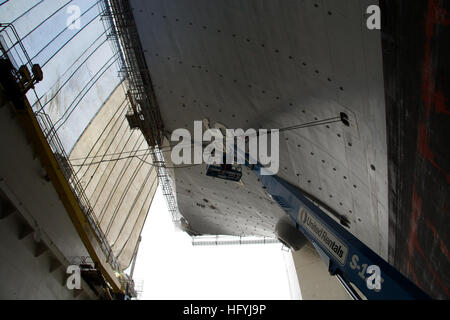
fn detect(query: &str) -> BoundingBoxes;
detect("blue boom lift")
[209,147,430,300]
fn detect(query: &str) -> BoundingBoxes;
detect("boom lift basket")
[206,164,242,182]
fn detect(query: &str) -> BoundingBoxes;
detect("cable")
[53,54,119,132]
[135,156,202,169]
[81,116,131,184]
[11,1,44,24]
[110,168,154,246]
[87,124,137,205]
[74,99,129,178]
[115,178,157,258]
[71,147,150,161]
[72,153,149,166]
[30,2,101,61]
[35,36,109,113]
[98,138,148,223]
[278,117,341,133]
[158,115,344,152]
[71,152,202,169]
[71,115,344,164]
[72,115,344,171]
[84,122,134,190]
[35,26,111,108]
[41,10,103,68]
[13,0,74,47]
[104,147,151,236]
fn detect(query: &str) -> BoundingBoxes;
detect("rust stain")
[418,0,450,184]
[417,123,450,184]
[408,185,450,297]
[424,218,450,260]
[407,261,422,290]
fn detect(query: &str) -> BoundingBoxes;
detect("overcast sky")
[131,186,302,300]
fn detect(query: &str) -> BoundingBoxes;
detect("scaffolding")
[100,0,181,222]
[100,0,163,147]
[133,279,144,300]
[192,235,280,247]
[150,148,182,222]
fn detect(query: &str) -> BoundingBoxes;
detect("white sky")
[131,186,302,300]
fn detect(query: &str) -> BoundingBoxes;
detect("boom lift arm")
[238,154,430,299]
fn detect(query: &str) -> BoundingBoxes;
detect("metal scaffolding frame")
[100,0,181,222]
[100,0,163,147]
[151,148,181,222]
[192,235,280,247]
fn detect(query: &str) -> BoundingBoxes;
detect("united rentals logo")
[298,208,348,265]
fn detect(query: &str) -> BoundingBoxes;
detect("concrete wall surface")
[0,86,96,299]
[291,243,351,300]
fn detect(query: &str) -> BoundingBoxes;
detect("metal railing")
[34,111,121,272]
[0,23,32,72]
[150,147,182,222]
[192,235,280,247]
